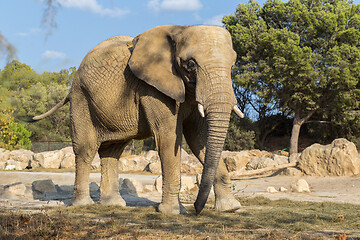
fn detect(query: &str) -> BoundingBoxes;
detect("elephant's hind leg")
[72,142,99,206]
[99,142,128,206]
[183,115,241,212]
[71,86,99,206]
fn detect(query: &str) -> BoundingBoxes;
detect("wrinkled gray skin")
[36,25,241,214]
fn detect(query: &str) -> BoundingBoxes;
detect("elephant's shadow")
[31,181,158,207]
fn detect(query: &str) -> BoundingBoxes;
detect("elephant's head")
[128,25,241,214]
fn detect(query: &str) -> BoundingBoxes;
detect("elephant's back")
[80,35,133,70]
[75,35,141,133]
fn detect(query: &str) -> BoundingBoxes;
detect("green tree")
[11,82,71,141]
[224,0,360,154]
[0,60,38,90]
[0,60,74,141]
[224,114,256,151]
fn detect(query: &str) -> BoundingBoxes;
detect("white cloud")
[203,14,225,26]
[55,0,129,17]
[17,28,42,37]
[42,50,67,60]
[148,0,203,12]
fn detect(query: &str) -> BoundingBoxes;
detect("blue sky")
[0,0,258,73]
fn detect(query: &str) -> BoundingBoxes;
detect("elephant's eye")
[186,59,196,71]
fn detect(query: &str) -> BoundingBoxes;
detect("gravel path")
[1,171,360,212]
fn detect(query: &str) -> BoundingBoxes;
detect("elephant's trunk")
[194,68,234,214]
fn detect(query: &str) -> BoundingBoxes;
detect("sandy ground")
[0,171,360,212]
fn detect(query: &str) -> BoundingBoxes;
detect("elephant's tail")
[30,93,70,122]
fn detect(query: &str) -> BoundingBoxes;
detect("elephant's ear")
[129,25,186,103]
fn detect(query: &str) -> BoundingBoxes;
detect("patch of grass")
[0,197,360,239]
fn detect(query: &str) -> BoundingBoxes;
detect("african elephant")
[33,25,244,214]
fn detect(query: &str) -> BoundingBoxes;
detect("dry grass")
[1,197,360,239]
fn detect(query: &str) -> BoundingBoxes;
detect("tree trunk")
[289,108,318,155]
[289,115,302,155]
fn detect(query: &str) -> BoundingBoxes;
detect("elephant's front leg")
[156,127,187,214]
[183,114,241,212]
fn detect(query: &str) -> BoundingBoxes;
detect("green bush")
[0,110,32,150]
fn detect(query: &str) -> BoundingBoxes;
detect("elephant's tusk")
[233,105,244,118]
[198,103,205,118]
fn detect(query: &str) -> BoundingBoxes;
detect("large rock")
[144,150,159,162]
[34,150,64,169]
[0,148,10,162]
[222,150,275,172]
[291,179,310,193]
[120,178,143,195]
[9,149,34,163]
[180,176,196,192]
[118,155,149,172]
[5,159,27,170]
[0,162,6,170]
[146,161,161,174]
[3,182,27,196]
[298,138,360,176]
[32,179,57,193]
[246,157,276,170]
[144,149,202,175]
[181,149,202,175]
[60,148,75,169]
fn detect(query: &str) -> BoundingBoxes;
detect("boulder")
[4,182,27,196]
[5,164,16,170]
[281,167,304,176]
[118,155,149,172]
[291,179,310,193]
[120,178,143,195]
[34,150,64,169]
[60,153,75,169]
[58,185,74,192]
[273,155,289,165]
[0,162,6,170]
[266,186,278,193]
[143,184,154,192]
[0,149,10,162]
[32,179,57,193]
[298,138,360,176]
[246,157,276,170]
[180,149,202,175]
[180,176,196,192]
[89,182,100,192]
[144,150,159,162]
[9,149,34,163]
[146,161,161,174]
[5,159,27,170]
[222,151,252,172]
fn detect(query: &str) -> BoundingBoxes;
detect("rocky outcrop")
[298,138,360,176]
[1,138,359,177]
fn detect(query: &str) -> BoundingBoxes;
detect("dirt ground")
[1,171,360,212]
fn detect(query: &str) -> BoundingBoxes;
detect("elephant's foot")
[100,194,126,206]
[72,196,95,206]
[157,201,187,214]
[214,196,241,212]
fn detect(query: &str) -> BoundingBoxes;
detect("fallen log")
[230,161,298,178]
